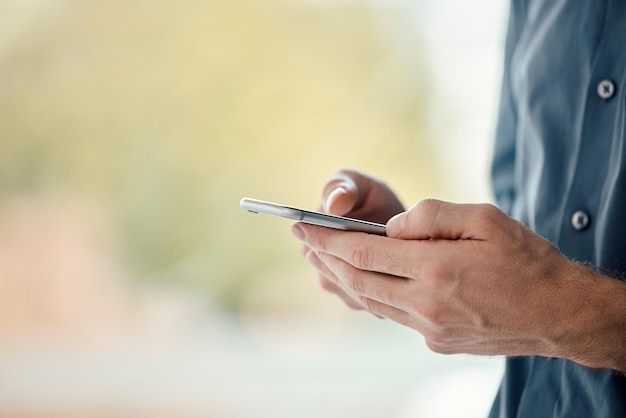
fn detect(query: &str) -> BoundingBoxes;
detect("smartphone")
[240,197,386,236]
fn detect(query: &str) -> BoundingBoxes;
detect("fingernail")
[324,186,348,213]
[291,224,306,241]
[386,212,407,237]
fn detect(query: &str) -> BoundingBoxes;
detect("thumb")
[322,170,368,215]
[323,184,357,215]
[386,199,490,240]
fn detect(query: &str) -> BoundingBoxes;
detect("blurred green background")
[0,0,442,309]
[0,0,505,417]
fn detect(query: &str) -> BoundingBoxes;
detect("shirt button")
[571,210,590,231]
[597,79,616,100]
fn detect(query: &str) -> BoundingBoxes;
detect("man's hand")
[301,168,404,310]
[293,198,626,371]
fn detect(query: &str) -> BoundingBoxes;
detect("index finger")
[292,222,421,279]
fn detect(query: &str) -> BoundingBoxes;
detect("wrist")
[548,261,626,371]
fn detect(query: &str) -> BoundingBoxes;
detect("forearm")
[549,262,626,372]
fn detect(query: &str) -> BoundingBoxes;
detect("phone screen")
[240,197,386,236]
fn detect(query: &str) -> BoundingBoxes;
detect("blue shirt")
[490,0,626,416]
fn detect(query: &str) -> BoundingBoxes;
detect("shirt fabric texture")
[489,0,626,416]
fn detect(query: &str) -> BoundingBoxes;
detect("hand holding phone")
[240,197,387,236]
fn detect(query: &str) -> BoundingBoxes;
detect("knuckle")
[431,265,453,286]
[414,198,443,230]
[475,203,502,225]
[311,233,329,253]
[358,295,375,312]
[416,198,442,218]
[342,267,365,296]
[347,242,374,270]
[416,262,453,289]
[420,303,444,326]
[406,260,424,281]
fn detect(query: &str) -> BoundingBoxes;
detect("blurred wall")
[0,0,439,314]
